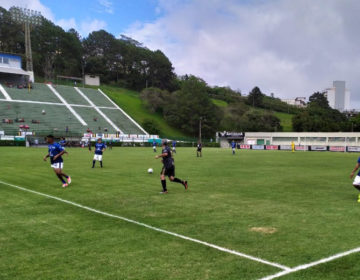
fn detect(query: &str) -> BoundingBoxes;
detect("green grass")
[100,85,186,137]
[211,98,228,107]
[274,112,294,132]
[1,147,360,279]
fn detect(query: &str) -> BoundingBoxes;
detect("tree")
[246,87,264,107]
[308,92,330,109]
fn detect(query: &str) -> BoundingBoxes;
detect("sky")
[0,0,359,109]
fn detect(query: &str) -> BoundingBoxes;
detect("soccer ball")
[147,168,153,174]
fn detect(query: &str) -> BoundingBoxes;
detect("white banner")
[347,146,360,152]
[310,146,327,151]
[252,145,264,150]
[280,145,292,150]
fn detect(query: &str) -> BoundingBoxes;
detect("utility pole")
[10,7,42,83]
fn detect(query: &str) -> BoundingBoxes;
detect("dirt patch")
[250,227,277,234]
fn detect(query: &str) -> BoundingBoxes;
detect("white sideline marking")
[259,247,360,280]
[0,180,289,271]
[0,84,12,100]
[74,87,123,134]
[47,85,87,126]
[98,89,149,135]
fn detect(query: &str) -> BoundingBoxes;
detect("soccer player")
[43,135,71,188]
[59,137,67,147]
[172,140,177,154]
[155,140,188,194]
[291,141,295,153]
[153,140,157,152]
[197,141,202,157]
[350,157,360,202]
[231,140,236,155]
[92,138,106,168]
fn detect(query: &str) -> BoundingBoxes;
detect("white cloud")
[80,19,107,36]
[98,0,113,14]
[0,0,54,20]
[56,18,77,31]
[125,0,360,109]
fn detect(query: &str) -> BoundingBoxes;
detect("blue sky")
[1,0,359,109]
[41,0,161,36]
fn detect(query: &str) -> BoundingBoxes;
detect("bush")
[142,119,161,135]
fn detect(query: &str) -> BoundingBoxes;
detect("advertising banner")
[266,145,278,150]
[295,145,307,151]
[347,146,360,152]
[252,145,264,150]
[310,146,327,151]
[280,145,292,150]
[240,144,251,149]
[329,146,345,152]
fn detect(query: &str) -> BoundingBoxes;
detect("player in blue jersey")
[59,137,67,147]
[43,135,71,188]
[350,156,360,202]
[92,138,106,168]
[153,140,157,152]
[155,140,188,194]
[172,140,177,154]
[231,140,236,155]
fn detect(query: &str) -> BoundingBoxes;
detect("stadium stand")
[0,83,148,136]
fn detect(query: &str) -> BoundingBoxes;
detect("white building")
[85,74,100,86]
[281,97,307,107]
[0,53,30,83]
[324,81,350,112]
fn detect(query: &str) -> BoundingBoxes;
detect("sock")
[173,178,183,184]
[92,160,95,167]
[100,161,103,167]
[57,174,65,184]
[161,180,167,191]
[62,174,69,179]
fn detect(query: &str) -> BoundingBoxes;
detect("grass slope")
[100,85,186,138]
[1,147,360,279]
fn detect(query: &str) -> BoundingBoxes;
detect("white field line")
[259,247,360,280]
[0,84,12,100]
[97,89,149,135]
[0,180,289,271]
[47,85,87,126]
[74,87,123,134]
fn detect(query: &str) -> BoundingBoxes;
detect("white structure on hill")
[324,81,350,112]
[281,97,306,107]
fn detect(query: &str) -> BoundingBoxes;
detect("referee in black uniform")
[155,140,188,194]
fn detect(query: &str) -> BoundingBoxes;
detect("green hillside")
[100,85,186,137]
[211,97,294,132]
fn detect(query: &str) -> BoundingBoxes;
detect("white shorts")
[94,154,103,161]
[232,148,236,151]
[51,162,63,169]
[353,175,360,186]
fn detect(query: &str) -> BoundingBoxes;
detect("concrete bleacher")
[55,85,90,105]
[0,83,148,136]
[4,84,61,103]
[79,87,115,107]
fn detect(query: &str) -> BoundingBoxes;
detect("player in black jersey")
[155,140,188,194]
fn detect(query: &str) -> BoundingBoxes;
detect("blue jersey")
[48,142,64,164]
[172,141,176,147]
[153,141,157,147]
[59,140,66,147]
[95,143,106,155]
[358,157,360,176]
[231,142,236,148]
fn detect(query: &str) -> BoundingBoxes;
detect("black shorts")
[161,166,175,177]
[197,148,202,152]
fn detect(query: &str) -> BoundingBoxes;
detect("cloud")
[0,0,54,20]
[125,0,360,109]
[97,0,114,14]
[80,19,107,36]
[56,18,77,31]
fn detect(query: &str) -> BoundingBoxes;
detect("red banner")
[240,144,251,149]
[266,145,278,150]
[329,146,345,152]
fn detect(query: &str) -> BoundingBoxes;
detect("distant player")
[59,137,67,147]
[197,141,202,157]
[153,140,157,152]
[155,140,188,194]
[350,156,360,202]
[231,140,236,155]
[92,138,106,168]
[291,141,295,153]
[172,140,177,153]
[43,135,71,188]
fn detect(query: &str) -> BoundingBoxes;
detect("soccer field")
[1,147,360,279]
